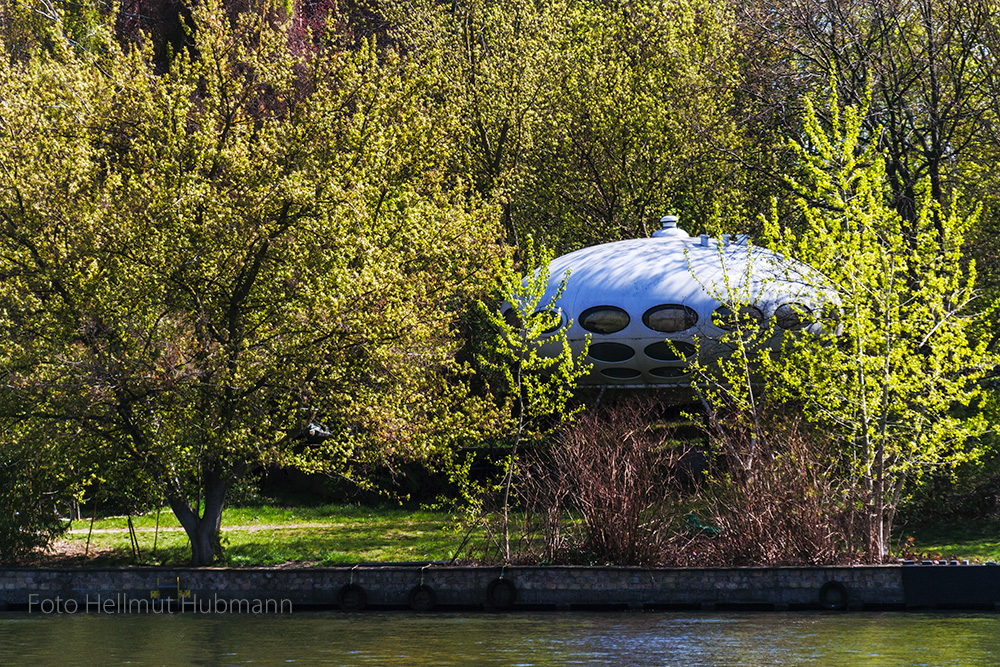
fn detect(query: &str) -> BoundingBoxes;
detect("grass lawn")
[48,505,471,567]
[899,521,1000,562]
[46,503,1000,567]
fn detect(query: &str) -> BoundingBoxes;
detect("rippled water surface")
[2,610,999,666]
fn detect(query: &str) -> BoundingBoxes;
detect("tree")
[377,0,573,249]
[763,86,989,558]
[467,240,590,561]
[734,0,1000,230]
[0,1,497,564]
[380,0,746,253]
[524,0,745,247]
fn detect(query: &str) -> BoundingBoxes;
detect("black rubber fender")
[486,577,517,610]
[408,584,437,612]
[337,583,368,611]
[818,580,849,610]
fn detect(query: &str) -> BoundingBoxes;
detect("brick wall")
[0,565,907,612]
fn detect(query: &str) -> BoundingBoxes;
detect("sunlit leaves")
[0,0,498,562]
[764,84,991,556]
[380,0,744,252]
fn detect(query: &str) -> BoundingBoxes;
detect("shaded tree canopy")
[0,0,497,564]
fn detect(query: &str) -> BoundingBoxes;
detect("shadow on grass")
[899,519,1000,561]
[47,520,463,567]
[223,523,460,566]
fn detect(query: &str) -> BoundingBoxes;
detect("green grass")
[59,504,1000,567]
[899,521,1000,562]
[52,504,469,567]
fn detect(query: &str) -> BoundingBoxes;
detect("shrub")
[522,397,686,565]
[0,451,66,564]
[676,408,864,565]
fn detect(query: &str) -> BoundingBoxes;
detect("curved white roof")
[518,225,834,387]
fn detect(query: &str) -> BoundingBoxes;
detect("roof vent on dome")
[651,215,689,240]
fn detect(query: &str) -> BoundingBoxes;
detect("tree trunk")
[168,471,229,566]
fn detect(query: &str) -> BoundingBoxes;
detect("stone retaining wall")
[0,565,909,612]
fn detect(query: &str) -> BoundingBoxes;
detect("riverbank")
[5,562,1000,613]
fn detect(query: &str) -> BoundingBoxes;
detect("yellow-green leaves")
[764,84,990,557]
[0,0,499,563]
[471,238,590,560]
[381,0,743,251]
[477,238,590,435]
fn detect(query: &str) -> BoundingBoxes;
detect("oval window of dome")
[643,304,698,333]
[502,308,563,335]
[589,342,635,362]
[712,304,764,332]
[601,368,641,379]
[579,306,630,334]
[644,341,696,361]
[775,302,813,331]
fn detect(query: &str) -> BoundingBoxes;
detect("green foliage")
[381,0,745,252]
[0,0,498,564]
[522,0,744,246]
[679,81,992,563]
[732,0,1000,360]
[687,239,779,436]
[455,240,590,561]
[477,239,590,439]
[0,444,66,564]
[763,84,991,557]
[1,0,118,61]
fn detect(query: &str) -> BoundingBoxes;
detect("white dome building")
[509,216,836,387]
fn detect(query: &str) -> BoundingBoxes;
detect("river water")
[2,610,998,666]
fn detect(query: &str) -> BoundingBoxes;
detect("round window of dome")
[712,304,764,332]
[589,342,636,362]
[644,341,696,361]
[579,306,630,334]
[820,302,843,333]
[649,367,690,378]
[532,309,563,335]
[642,304,698,333]
[775,303,812,330]
[601,368,641,379]
[502,308,563,335]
